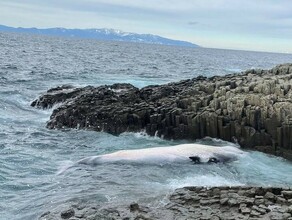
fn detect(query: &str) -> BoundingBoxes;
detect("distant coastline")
[0,24,199,48]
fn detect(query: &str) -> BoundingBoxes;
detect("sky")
[1,0,292,53]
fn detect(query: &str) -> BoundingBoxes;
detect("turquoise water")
[0,32,292,220]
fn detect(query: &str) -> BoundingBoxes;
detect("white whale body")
[77,143,245,165]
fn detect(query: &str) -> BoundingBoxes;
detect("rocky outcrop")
[39,186,292,219]
[32,64,292,159]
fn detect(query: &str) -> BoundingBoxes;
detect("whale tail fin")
[56,160,75,175]
[76,155,103,166]
[56,156,103,175]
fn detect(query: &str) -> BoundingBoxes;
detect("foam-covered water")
[0,32,292,220]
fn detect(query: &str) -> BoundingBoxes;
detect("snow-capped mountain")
[0,25,199,47]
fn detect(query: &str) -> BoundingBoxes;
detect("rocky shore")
[32,64,292,159]
[40,186,292,220]
[34,64,292,219]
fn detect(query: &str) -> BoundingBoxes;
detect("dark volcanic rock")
[31,85,84,109]
[60,208,75,219]
[32,64,292,159]
[39,186,292,220]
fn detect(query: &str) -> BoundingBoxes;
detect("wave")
[167,174,243,189]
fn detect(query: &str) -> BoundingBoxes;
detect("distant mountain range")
[0,25,199,47]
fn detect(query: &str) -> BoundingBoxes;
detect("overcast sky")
[1,0,292,53]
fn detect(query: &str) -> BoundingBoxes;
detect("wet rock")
[240,207,251,215]
[228,198,239,206]
[254,198,265,206]
[130,203,140,212]
[265,191,276,201]
[277,196,287,204]
[250,209,261,217]
[252,205,266,214]
[220,198,229,205]
[39,211,50,218]
[210,216,220,220]
[60,208,75,219]
[270,212,290,220]
[31,85,86,109]
[284,213,292,219]
[32,64,292,160]
[283,191,292,200]
[39,186,292,220]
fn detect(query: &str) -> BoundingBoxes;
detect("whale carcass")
[77,143,245,165]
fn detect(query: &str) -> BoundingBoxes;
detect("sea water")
[0,32,292,220]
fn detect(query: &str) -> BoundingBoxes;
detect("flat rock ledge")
[32,64,292,159]
[39,186,292,220]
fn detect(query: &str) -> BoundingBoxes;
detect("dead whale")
[57,143,245,174]
[77,143,245,165]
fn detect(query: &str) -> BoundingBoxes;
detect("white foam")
[195,136,240,148]
[167,175,243,189]
[120,130,162,141]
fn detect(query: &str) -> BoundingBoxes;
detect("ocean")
[0,32,292,219]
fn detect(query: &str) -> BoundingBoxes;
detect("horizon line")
[0,24,291,55]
